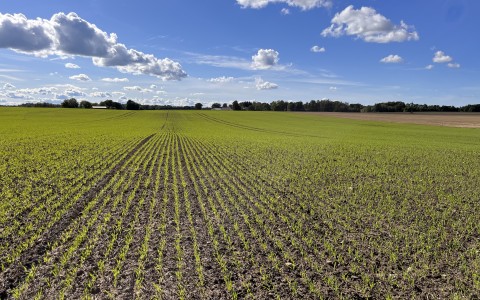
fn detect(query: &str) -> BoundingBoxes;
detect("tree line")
[17,98,480,113]
[224,100,480,112]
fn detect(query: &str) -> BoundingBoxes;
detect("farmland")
[1,108,480,299]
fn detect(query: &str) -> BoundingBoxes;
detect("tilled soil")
[1,122,479,299]
[304,112,480,128]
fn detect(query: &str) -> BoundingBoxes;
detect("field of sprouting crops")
[0,108,479,299]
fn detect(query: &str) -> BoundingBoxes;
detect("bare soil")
[304,112,480,128]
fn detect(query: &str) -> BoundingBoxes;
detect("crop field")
[304,112,480,128]
[1,108,480,299]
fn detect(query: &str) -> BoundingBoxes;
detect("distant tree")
[195,103,203,110]
[271,100,287,111]
[211,103,222,109]
[222,103,228,108]
[231,100,241,111]
[79,100,92,109]
[239,101,252,110]
[100,99,124,109]
[61,98,79,108]
[252,101,271,111]
[461,104,480,112]
[126,99,140,110]
[100,100,113,107]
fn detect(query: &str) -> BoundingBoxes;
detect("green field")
[1,108,479,299]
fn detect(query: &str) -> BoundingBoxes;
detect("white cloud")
[322,6,419,43]
[433,51,453,63]
[92,43,186,81]
[90,91,112,98]
[310,45,325,53]
[237,0,331,10]
[0,12,187,80]
[0,13,55,56]
[52,12,116,57]
[56,87,87,99]
[15,87,58,95]
[69,73,91,81]
[425,65,434,70]
[256,78,278,90]
[252,49,279,70]
[208,76,235,83]
[380,54,403,63]
[448,63,460,68]
[281,8,290,15]
[150,84,157,89]
[329,86,337,90]
[101,77,129,82]
[123,86,142,91]
[3,83,15,89]
[186,52,251,70]
[123,86,152,93]
[65,63,80,69]
[111,91,126,96]
[2,91,34,100]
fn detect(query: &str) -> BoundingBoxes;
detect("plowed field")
[1,108,479,299]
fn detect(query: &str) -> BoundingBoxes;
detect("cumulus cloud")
[0,13,55,56]
[69,73,91,81]
[65,63,80,69]
[322,6,419,43]
[150,84,157,89]
[0,12,187,80]
[208,76,235,83]
[111,91,126,96]
[425,64,434,70]
[310,45,325,53]
[433,51,453,63]
[123,86,152,93]
[237,0,331,10]
[380,54,403,63]
[256,78,278,90]
[448,63,460,68]
[281,8,290,15]
[52,12,116,57]
[3,83,15,89]
[56,87,87,99]
[101,77,129,82]
[2,91,34,100]
[91,43,186,81]
[90,91,112,97]
[252,49,279,70]
[15,87,58,95]
[123,86,142,91]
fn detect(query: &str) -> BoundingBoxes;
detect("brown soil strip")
[185,136,314,298]
[303,112,480,128]
[0,134,154,299]
[192,136,344,297]
[172,134,202,299]
[156,134,180,299]
[140,134,173,298]
[0,138,138,259]
[177,134,230,299]
[91,136,160,299]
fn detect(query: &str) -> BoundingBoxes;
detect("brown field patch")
[304,112,480,128]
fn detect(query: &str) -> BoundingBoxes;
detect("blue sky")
[0,0,479,106]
